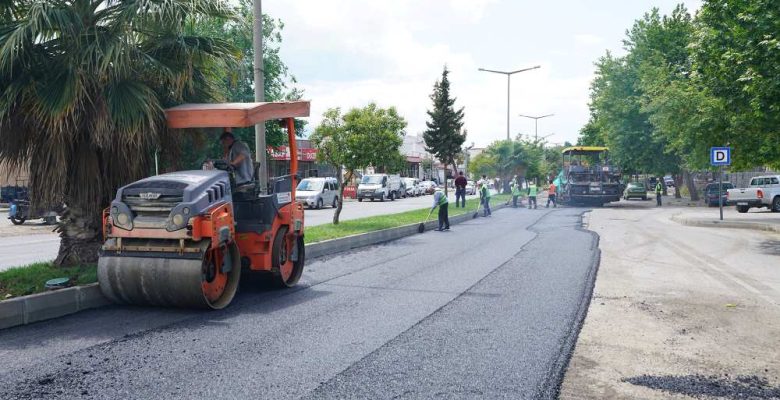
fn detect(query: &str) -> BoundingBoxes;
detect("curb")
[671,214,780,234]
[1,202,508,331]
[0,283,110,330]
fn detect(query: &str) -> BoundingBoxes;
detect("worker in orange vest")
[546,180,557,208]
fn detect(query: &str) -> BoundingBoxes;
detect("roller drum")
[98,242,241,309]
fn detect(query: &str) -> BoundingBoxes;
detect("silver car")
[296,177,339,209]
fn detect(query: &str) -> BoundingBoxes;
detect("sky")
[264,0,702,148]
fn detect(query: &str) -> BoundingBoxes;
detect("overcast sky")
[265,0,701,148]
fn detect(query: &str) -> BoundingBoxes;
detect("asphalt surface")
[0,206,598,399]
[0,193,479,269]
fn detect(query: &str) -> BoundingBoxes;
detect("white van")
[357,174,402,202]
[296,177,339,209]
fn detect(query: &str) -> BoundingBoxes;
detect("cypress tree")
[423,66,467,195]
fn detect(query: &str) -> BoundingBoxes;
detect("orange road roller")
[98,101,309,309]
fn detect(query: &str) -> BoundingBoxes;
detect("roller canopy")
[165,101,310,129]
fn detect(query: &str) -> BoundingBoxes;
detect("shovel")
[418,208,434,233]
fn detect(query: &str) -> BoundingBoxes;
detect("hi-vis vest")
[481,185,491,198]
[528,185,538,197]
[512,184,521,196]
[655,182,663,193]
[438,192,449,205]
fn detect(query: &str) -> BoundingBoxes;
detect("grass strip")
[0,263,97,300]
[0,194,511,299]
[305,194,511,243]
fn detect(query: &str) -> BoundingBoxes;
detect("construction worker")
[431,188,450,231]
[479,181,492,217]
[220,130,254,185]
[655,178,663,206]
[511,176,522,208]
[546,180,557,208]
[527,180,538,209]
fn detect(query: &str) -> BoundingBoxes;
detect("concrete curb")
[671,214,780,234]
[0,283,110,330]
[1,202,509,330]
[307,202,508,259]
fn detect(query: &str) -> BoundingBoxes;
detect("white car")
[296,177,339,209]
[402,178,422,197]
[465,180,476,195]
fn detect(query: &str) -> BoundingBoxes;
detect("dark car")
[704,182,734,207]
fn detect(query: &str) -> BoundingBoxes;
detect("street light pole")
[253,0,268,192]
[479,66,540,140]
[518,113,554,141]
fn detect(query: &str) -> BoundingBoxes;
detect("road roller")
[98,101,310,309]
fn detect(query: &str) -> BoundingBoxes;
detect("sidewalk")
[561,204,780,399]
[671,207,780,234]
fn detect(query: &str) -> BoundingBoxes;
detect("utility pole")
[518,113,554,141]
[253,0,268,192]
[478,66,540,140]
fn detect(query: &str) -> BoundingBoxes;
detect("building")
[266,139,337,179]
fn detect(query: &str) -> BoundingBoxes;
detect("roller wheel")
[271,227,305,288]
[98,240,241,309]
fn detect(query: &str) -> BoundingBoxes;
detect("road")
[0,206,598,399]
[0,193,479,270]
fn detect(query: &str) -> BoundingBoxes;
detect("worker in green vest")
[431,188,450,231]
[479,181,492,217]
[655,178,663,207]
[511,176,522,208]
[527,180,538,209]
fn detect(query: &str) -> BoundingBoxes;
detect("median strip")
[0,194,510,330]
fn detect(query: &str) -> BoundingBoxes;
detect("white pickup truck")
[726,175,780,213]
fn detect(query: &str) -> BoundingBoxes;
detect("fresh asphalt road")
[0,206,598,399]
[0,193,479,270]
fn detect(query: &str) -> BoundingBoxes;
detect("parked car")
[419,180,437,195]
[357,174,402,202]
[465,180,476,195]
[295,177,339,209]
[727,175,780,213]
[664,175,675,187]
[703,182,734,207]
[402,178,422,197]
[623,182,648,201]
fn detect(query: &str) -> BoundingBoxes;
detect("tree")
[0,0,238,265]
[310,104,407,224]
[692,0,780,169]
[192,0,303,169]
[423,66,466,195]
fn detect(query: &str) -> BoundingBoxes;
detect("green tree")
[192,0,303,169]
[423,66,466,195]
[310,104,407,224]
[0,0,238,265]
[692,0,780,169]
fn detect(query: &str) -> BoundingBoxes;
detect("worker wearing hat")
[220,130,254,185]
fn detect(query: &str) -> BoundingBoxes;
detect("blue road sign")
[710,147,731,166]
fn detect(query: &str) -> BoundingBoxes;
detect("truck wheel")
[772,197,780,212]
[379,194,385,202]
[316,198,323,210]
[737,205,749,213]
[358,197,363,202]
[10,216,25,225]
[389,192,395,201]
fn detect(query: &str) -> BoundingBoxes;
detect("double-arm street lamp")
[518,113,554,141]
[478,66,541,141]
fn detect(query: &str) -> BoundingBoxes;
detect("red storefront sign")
[268,146,318,161]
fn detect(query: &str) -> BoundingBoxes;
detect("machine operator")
[220,130,254,185]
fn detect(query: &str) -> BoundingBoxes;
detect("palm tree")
[0,0,238,265]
